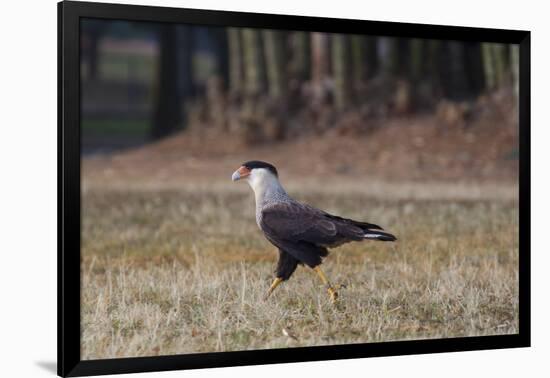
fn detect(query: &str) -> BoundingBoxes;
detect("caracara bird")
[232,161,396,302]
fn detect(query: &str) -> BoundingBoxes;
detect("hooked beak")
[232,166,250,181]
[231,171,241,181]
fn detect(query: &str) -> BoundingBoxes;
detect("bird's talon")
[264,277,283,301]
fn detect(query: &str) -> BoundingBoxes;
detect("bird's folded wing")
[260,202,338,243]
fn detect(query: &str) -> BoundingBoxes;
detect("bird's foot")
[264,277,283,301]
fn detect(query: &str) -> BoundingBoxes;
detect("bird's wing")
[263,232,328,268]
[260,201,388,266]
[260,202,339,244]
[260,202,338,267]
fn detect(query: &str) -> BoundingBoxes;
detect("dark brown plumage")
[261,201,396,278]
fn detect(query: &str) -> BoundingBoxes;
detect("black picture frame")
[58,1,531,376]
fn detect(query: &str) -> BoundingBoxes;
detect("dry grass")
[81,182,518,359]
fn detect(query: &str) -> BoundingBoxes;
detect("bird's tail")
[363,230,397,242]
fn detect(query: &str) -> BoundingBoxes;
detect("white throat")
[246,169,286,207]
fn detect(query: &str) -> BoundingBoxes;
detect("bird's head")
[232,161,279,190]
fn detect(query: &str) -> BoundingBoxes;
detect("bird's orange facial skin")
[237,166,251,179]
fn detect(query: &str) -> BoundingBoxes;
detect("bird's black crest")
[242,161,278,177]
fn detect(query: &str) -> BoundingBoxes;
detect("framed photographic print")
[58,0,530,376]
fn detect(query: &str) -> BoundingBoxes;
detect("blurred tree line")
[81,20,519,146]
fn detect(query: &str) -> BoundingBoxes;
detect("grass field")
[81,180,519,360]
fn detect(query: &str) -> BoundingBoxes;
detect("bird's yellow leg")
[313,266,338,302]
[264,277,283,300]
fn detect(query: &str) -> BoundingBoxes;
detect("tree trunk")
[409,38,424,82]
[510,44,519,100]
[492,43,507,88]
[482,43,496,90]
[151,24,181,140]
[365,36,378,79]
[228,28,244,95]
[423,39,440,81]
[242,28,266,96]
[311,32,330,85]
[446,41,469,99]
[436,41,454,98]
[83,20,104,80]
[377,37,392,78]
[176,25,194,100]
[463,42,485,96]
[388,38,409,78]
[332,34,352,110]
[210,28,229,91]
[263,30,287,98]
[289,31,310,82]
[88,30,100,80]
[351,35,367,86]
[388,38,400,77]
[309,32,331,107]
